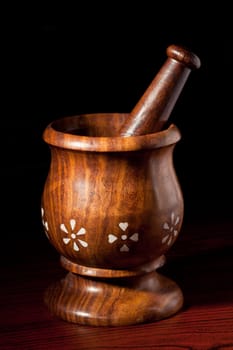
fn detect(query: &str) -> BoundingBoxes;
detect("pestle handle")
[119,44,201,136]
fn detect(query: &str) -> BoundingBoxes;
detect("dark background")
[2,3,232,258]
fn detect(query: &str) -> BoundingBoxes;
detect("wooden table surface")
[1,217,233,349]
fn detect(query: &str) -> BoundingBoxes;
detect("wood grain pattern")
[41,113,184,325]
[40,44,201,326]
[44,269,183,326]
[119,44,201,136]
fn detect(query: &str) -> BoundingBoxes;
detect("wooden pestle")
[119,44,201,136]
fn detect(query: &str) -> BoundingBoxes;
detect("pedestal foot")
[44,270,183,326]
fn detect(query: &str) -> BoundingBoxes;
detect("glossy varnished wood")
[41,113,184,325]
[44,269,183,326]
[41,44,201,326]
[119,44,201,136]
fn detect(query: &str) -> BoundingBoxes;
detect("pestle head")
[167,44,201,70]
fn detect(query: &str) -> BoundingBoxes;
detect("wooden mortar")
[41,45,201,326]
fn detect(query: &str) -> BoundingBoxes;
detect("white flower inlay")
[108,222,139,252]
[162,212,180,246]
[60,219,88,252]
[41,207,49,239]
